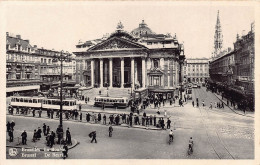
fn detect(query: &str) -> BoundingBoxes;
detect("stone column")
[142,57,146,88]
[131,57,135,89]
[109,58,113,88]
[100,58,103,88]
[91,59,94,87]
[120,57,124,88]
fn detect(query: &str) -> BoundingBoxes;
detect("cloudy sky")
[3,2,255,58]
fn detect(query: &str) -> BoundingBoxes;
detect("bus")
[9,96,77,111]
[94,96,129,108]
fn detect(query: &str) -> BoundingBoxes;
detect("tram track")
[193,88,235,159]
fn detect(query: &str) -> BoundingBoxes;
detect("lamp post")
[52,50,72,130]
[178,44,185,101]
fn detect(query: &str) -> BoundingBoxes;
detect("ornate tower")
[213,10,223,57]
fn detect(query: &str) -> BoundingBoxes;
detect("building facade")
[74,20,185,97]
[209,22,254,94]
[183,58,209,84]
[6,32,76,95]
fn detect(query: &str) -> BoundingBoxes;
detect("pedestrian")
[62,144,69,159]
[192,101,194,107]
[196,102,199,107]
[56,125,63,144]
[153,115,156,126]
[167,118,171,129]
[164,109,167,117]
[10,120,15,130]
[9,129,14,142]
[21,130,27,145]
[66,128,72,145]
[202,101,205,107]
[90,131,97,143]
[32,109,35,117]
[37,127,42,140]
[80,112,82,121]
[38,109,42,118]
[109,125,113,137]
[98,113,101,123]
[210,102,212,109]
[33,129,37,142]
[146,116,149,126]
[103,114,107,125]
[47,126,50,135]
[50,131,55,148]
[43,123,47,136]
[6,121,11,132]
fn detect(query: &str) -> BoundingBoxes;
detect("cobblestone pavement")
[6,87,254,159]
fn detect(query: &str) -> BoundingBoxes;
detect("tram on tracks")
[10,96,77,111]
[94,96,129,108]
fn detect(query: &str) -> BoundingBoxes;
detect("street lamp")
[52,50,72,131]
[178,44,185,101]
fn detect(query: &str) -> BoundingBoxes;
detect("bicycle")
[188,143,193,155]
[168,135,174,145]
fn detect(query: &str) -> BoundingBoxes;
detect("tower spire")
[213,10,223,58]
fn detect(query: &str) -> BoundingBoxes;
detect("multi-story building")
[73,20,185,98]
[209,22,254,111]
[209,22,254,94]
[6,32,76,96]
[209,49,235,85]
[233,22,255,94]
[183,58,209,84]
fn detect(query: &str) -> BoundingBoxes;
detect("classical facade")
[6,33,76,95]
[183,58,209,83]
[74,20,185,96]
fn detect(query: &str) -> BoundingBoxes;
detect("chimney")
[16,35,21,39]
[6,32,9,36]
[34,45,37,48]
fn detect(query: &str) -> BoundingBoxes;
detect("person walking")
[43,123,47,136]
[47,126,50,135]
[66,128,72,145]
[37,127,42,140]
[167,118,171,129]
[9,129,14,142]
[90,131,97,143]
[103,114,106,125]
[21,130,27,145]
[62,144,69,159]
[6,121,11,132]
[10,120,15,130]
[192,101,194,107]
[108,125,113,137]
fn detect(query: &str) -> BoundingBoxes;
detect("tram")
[10,96,77,111]
[94,96,129,108]
[186,87,192,100]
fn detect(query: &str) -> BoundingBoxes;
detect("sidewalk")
[6,130,79,151]
[209,90,254,118]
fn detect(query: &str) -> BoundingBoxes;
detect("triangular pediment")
[148,68,164,75]
[88,37,147,52]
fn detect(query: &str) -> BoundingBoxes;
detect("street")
[6,87,254,159]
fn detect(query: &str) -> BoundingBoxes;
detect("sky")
[3,2,255,59]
